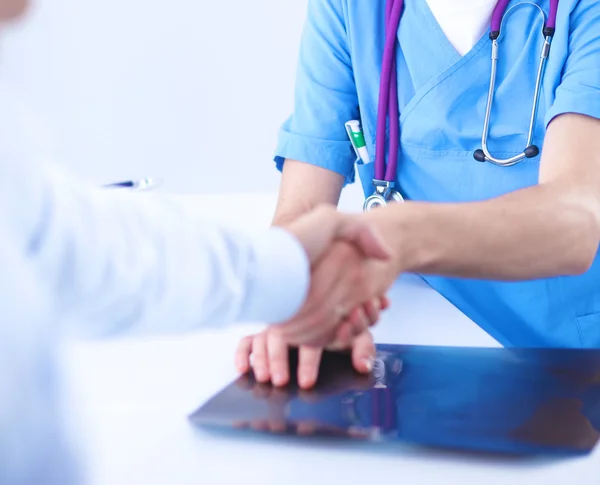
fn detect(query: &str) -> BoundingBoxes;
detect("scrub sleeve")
[544,0,600,125]
[273,0,359,186]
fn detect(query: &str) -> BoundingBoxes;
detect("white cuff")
[239,227,310,324]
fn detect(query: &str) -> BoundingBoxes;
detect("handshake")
[235,205,398,390]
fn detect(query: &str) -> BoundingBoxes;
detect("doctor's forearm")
[368,184,600,280]
[272,159,345,225]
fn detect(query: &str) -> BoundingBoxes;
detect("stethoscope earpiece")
[473,144,541,165]
[524,145,540,158]
[473,149,486,163]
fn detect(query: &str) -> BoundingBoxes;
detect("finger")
[351,331,376,374]
[274,274,343,347]
[363,298,382,327]
[267,330,290,387]
[330,320,356,350]
[337,217,392,260]
[327,283,387,351]
[380,295,391,311]
[276,302,340,348]
[298,346,324,389]
[280,263,360,347]
[277,244,359,346]
[251,332,270,383]
[347,305,371,337]
[235,335,254,374]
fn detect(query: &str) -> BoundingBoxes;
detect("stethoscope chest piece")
[363,193,388,212]
[386,189,404,204]
[363,184,404,212]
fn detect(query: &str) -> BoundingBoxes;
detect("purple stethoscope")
[363,0,560,212]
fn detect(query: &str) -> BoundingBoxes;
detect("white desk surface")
[62,192,600,485]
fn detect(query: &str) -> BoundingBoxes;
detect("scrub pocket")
[356,161,376,198]
[577,313,600,348]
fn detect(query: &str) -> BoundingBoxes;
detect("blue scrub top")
[273,0,600,348]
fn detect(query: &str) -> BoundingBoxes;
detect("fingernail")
[272,373,285,387]
[299,373,309,387]
[362,357,374,372]
[300,373,313,389]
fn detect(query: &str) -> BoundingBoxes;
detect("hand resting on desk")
[236,328,378,390]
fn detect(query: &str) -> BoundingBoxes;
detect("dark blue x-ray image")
[189,345,600,456]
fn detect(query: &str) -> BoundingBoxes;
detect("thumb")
[336,215,392,260]
[284,205,344,264]
[285,206,392,264]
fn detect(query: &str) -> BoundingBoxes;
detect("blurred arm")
[273,159,345,225]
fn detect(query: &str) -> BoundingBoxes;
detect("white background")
[1,0,310,193]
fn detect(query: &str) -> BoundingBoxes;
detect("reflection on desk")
[190,345,600,457]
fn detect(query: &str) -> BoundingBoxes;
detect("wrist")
[272,206,315,227]
[272,197,339,228]
[362,204,414,274]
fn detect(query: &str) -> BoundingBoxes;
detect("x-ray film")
[189,345,600,456]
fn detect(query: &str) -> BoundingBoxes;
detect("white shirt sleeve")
[0,93,310,338]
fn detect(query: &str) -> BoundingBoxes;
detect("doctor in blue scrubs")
[237,0,600,388]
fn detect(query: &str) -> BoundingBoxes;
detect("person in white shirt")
[0,2,395,484]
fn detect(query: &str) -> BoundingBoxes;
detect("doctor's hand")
[283,205,391,265]
[273,240,397,348]
[235,327,376,389]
